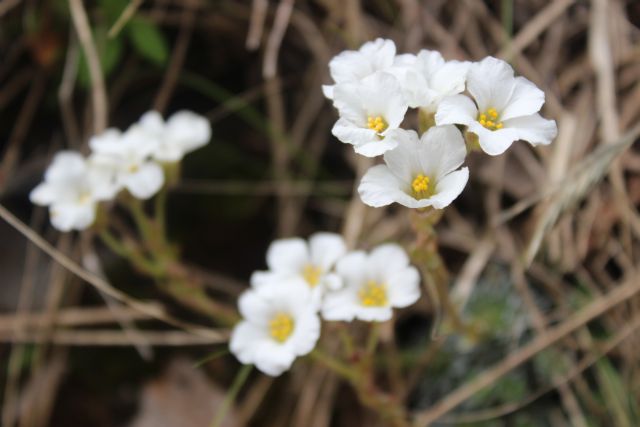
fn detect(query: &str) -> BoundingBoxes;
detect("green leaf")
[127,17,168,65]
[78,28,123,88]
[99,0,128,24]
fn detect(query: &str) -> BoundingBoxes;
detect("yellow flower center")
[411,174,432,199]
[269,312,294,343]
[128,163,139,173]
[367,115,387,134]
[77,190,91,205]
[302,264,322,287]
[358,280,388,307]
[477,107,504,131]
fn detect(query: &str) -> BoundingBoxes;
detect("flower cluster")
[325,39,557,209]
[230,233,420,376]
[30,110,211,232]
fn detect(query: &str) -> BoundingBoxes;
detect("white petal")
[353,306,392,322]
[253,340,297,376]
[369,244,410,277]
[30,183,57,206]
[250,270,280,288]
[469,122,520,156]
[322,84,334,99]
[308,233,346,271]
[430,167,469,209]
[89,128,123,155]
[504,113,558,146]
[138,110,165,134]
[435,94,477,126]
[354,136,399,157]
[332,118,377,147]
[166,110,212,153]
[335,251,368,287]
[238,289,272,325]
[429,60,470,100]
[387,267,421,308]
[383,129,421,183]
[123,162,164,199]
[44,151,87,182]
[266,238,309,273]
[289,312,321,356]
[500,77,545,121]
[358,165,408,207]
[321,289,358,321]
[229,321,268,364]
[418,125,467,178]
[323,273,343,291]
[466,57,516,111]
[50,202,96,231]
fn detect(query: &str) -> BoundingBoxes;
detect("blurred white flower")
[230,283,321,376]
[435,56,557,155]
[251,233,346,307]
[322,244,420,322]
[331,72,408,157]
[389,50,469,111]
[358,125,469,209]
[89,127,164,199]
[29,151,118,231]
[322,38,396,100]
[137,110,211,162]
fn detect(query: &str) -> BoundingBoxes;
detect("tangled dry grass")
[1,0,640,426]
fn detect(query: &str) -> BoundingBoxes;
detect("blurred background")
[1,0,640,426]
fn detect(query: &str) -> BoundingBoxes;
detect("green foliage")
[77,27,123,87]
[127,17,169,65]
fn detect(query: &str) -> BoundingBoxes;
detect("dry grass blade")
[68,0,107,134]
[0,203,227,340]
[522,122,640,265]
[0,329,225,346]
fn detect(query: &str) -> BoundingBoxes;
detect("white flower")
[322,38,396,100]
[388,50,470,111]
[251,233,346,307]
[29,151,118,231]
[331,72,408,157]
[89,127,165,199]
[137,110,211,162]
[435,56,557,156]
[358,125,469,209]
[322,244,420,322]
[230,283,321,376]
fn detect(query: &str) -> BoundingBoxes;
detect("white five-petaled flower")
[322,244,420,322]
[230,283,321,376]
[29,151,118,231]
[322,38,396,100]
[389,50,470,112]
[435,56,558,156]
[331,72,408,157]
[137,110,212,163]
[358,125,469,209]
[251,233,346,308]
[89,127,165,200]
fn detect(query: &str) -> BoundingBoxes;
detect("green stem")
[310,349,359,383]
[98,229,163,277]
[210,364,252,427]
[366,322,380,356]
[154,185,168,242]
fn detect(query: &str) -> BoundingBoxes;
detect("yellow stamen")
[358,280,388,307]
[411,174,431,199]
[269,313,294,343]
[77,191,91,205]
[128,164,139,173]
[302,264,322,287]
[367,115,388,134]
[477,107,504,131]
